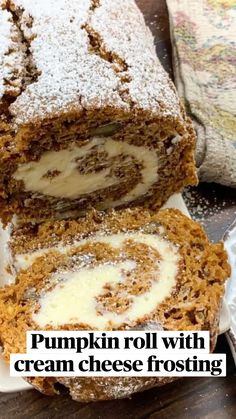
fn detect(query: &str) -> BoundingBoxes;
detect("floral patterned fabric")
[166,0,236,187]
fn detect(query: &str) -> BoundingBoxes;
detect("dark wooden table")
[0,1,236,418]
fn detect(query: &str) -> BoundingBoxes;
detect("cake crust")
[1,0,182,128]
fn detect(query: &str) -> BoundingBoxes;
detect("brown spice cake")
[0,209,230,401]
[0,0,197,224]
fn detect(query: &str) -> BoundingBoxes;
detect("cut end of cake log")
[0,0,197,224]
[0,208,230,401]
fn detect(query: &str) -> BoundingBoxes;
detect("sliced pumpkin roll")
[0,208,230,401]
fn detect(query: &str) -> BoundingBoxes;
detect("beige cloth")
[166,0,236,187]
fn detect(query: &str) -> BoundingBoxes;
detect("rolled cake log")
[0,0,197,224]
[0,209,230,402]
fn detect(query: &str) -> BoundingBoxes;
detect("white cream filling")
[33,233,179,329]
[13,137,158,206]
[14,194,189,273]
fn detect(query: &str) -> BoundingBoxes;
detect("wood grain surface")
[0,1,235,418]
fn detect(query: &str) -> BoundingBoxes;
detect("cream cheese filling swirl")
[13,137,159,207]
[33,233,179,329]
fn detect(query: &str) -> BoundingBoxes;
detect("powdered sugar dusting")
[0,6,26,99]
[184,186,236,242]
[90,0,180,114]
[0,0,183,126]
[0,8,11,98]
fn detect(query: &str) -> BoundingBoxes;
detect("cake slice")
[0,208,230,401]
[0,0,197,224]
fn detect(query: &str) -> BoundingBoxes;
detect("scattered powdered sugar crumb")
[184,188,226,221]
[0,0,183,126]
[184,188,215,222]
[184,187,236,237]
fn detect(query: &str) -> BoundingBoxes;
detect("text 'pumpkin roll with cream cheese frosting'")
[0,0,197,224]
[0,209,230,401]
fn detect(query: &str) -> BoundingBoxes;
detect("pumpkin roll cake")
[0,208,230,401]
[0,0,197,224]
